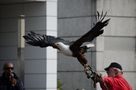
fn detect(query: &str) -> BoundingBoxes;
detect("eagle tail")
[81,43,95,53]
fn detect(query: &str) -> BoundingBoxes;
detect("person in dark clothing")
[0,62,25,90]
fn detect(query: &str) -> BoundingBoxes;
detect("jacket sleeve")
[15,79,25,90]
[98,76,109,90]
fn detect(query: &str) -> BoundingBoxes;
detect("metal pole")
[17,15,25,83]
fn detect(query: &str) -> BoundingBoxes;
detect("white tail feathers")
[86,43,95,48]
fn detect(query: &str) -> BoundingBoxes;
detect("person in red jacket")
[96,62,132,90]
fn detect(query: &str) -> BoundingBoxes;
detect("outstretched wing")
[70,11,110,50]
[23,31,67,48]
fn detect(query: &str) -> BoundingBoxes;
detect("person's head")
[104,62,123,76]
[3,62,14,74]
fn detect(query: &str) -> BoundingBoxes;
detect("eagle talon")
[84,64,90,72]
[84,64,92,79]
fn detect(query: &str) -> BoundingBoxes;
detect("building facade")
[0,0,136,90]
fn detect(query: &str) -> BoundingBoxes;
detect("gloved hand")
[9,73,17,86]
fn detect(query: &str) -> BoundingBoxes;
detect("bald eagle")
[23,11,110,71]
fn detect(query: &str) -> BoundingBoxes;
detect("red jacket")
[100,75,132,90]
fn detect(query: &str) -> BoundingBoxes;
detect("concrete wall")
[0,1,58,90]
[46,1,57,90]
[96,0,136,90]
[0,0,136,90]
[57,0,97,90]
[58,0,136,90]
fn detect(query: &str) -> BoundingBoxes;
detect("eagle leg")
[84,65,102,88]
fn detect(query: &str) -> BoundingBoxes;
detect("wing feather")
[70,11,110,50]
[23,31,67,48]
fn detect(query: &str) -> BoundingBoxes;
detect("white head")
[55,42,72,56]
[54,42,68,50]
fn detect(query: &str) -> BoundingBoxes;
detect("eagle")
[23,11,110,71]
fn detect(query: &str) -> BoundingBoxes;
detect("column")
[46,0,57,90]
